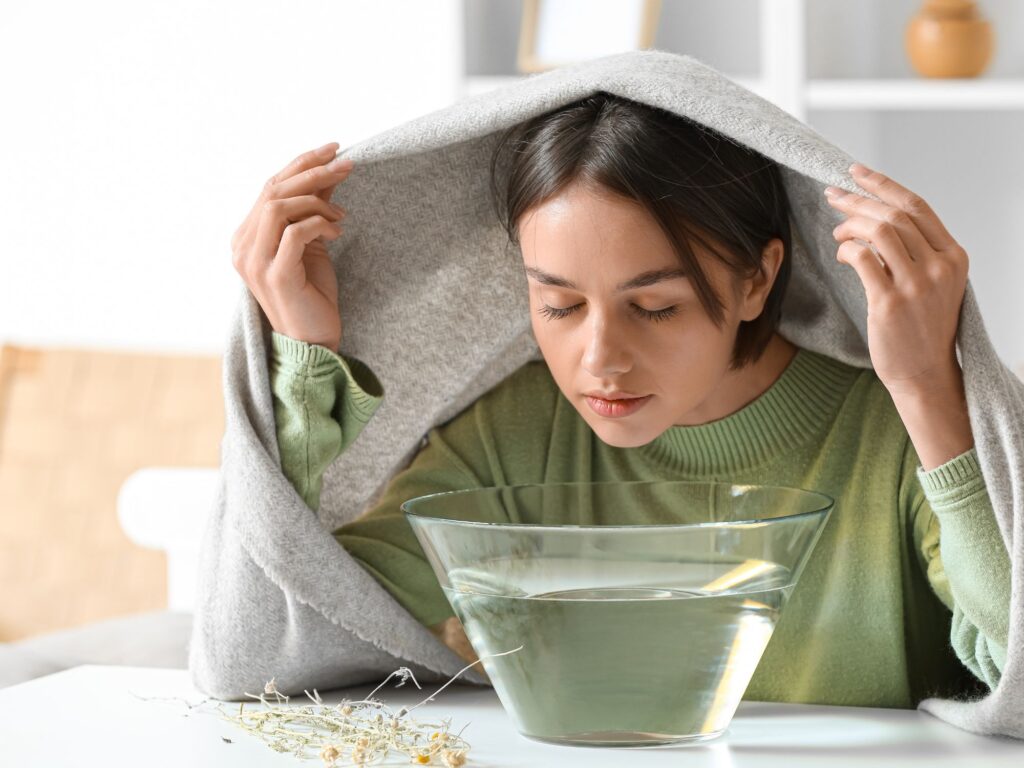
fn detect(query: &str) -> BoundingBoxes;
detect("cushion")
[0,610,192,690]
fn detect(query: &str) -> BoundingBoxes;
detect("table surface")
[2,665,1022,766]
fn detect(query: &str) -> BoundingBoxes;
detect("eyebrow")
[524,265,689,293]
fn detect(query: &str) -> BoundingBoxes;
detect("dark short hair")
[488,90,793,370]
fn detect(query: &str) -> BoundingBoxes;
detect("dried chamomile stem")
[214,644,522,766]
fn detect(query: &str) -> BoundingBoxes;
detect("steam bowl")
[403,480,833,748]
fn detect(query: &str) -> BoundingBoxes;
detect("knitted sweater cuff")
[915,446,985,506]
[270,331,384,414]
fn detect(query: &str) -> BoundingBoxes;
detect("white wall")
[0,0,463,355]
[2,0,1021,373]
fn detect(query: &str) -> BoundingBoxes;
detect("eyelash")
[537,302,680,323]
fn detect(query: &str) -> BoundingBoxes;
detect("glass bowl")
[402,480,833,748]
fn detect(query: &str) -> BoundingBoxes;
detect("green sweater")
[268,330,1011,708]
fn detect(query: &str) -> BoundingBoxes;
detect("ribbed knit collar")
[639,347,862,475]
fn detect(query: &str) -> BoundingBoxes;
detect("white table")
[2,665,1022,766]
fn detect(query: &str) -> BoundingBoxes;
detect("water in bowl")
[443,555,792,747]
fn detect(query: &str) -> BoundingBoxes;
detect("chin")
[586,419,661,449]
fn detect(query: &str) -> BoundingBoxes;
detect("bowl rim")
[401,479,835,531]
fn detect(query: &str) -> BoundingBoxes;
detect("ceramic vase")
[905,0,994,78]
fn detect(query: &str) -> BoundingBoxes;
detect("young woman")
[234,92,1009,707]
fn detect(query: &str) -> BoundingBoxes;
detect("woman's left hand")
[825,163,969,398]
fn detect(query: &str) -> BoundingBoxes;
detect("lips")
[583,391,648,400]
[585,393,654,418]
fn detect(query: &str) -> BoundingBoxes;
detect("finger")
[832,215,917,283]
[315,153,347,204]
[825,189,934,261]
[268,215,344,280]
[268,156,355,204]
[271,142,340,187]
[249,196,343,275]
[237,164,348,255]
[316,181,337,204]
[239,195,345,271]
[848,164,958,251]
[837,239,891,299]
[316,179,346,206]
[277,194,346,222]
[233,143,338,251]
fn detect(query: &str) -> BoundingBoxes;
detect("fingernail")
[317,142,339,154]
[328,156,354,171]
[824,186,845,198]
[850,163,870,176]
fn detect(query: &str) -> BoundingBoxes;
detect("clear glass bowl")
[402,480,833,748]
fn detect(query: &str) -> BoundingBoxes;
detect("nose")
[581,312,632,378]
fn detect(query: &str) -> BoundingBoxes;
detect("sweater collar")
[638,346,862,475]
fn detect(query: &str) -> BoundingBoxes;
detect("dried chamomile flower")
[319,743,340,764]
[208,644,522,766]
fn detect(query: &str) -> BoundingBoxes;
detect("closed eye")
[537,302,679,323]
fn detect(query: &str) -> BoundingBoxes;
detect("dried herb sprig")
[212,644,523,766]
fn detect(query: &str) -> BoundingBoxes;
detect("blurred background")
[1,0,1021,684]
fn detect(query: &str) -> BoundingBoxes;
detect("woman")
[236,92,1009,708]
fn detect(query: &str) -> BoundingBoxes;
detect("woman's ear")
[738,238,785,322]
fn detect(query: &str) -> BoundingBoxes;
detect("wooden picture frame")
[517,0,662,74]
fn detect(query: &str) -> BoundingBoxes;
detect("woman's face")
[518,182,785,448]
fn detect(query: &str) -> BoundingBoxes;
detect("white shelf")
[806,78,1024,111]
[463,75,1024,113]
[723,78,1024,113]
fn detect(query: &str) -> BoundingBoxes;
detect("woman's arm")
[887,362,974,473]
[331,361,558,673]
[271,331,485,670]
[269,330,384,511]
[271,346,554,675]
[904,437,1011,688]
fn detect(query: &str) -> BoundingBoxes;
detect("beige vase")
[905,0,994,78]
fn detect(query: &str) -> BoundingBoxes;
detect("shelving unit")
[461,0,1024,119]
[459,0,1024,374]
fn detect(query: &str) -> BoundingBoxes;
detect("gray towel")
[189,50,1022,739]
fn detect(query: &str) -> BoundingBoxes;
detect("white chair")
[117,467,219,613]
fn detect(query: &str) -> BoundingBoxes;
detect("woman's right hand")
[231,141,354,352]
